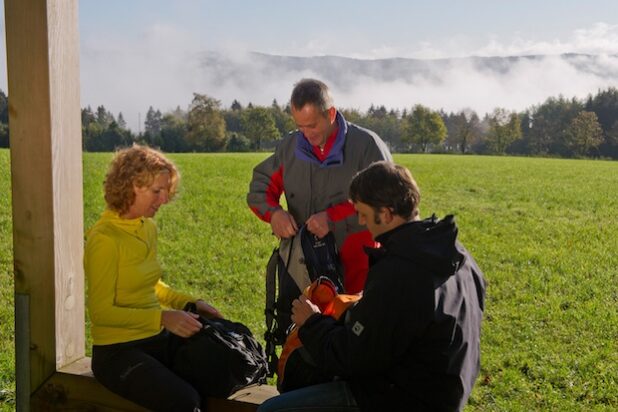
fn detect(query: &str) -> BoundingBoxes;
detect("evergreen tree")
[585,87,618,158]
[0,123,8,148]
[231,99,243,111]
[269,100,295,136]
[144,106,162,135]
[159,113,189,152]
[226,132,252,152]
[96,105,115,128]
[223,109,243,133]
[81,106,96,128]
[527,96,582,156]
[0,90,8,124]
[117,112,127,130]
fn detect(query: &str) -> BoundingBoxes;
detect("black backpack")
[171,303,269,398]
[264,225,344,376]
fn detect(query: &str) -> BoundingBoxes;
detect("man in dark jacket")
[258,161,486,412]
[247,78,392,294]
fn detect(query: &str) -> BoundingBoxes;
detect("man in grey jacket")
[247,78,392,294]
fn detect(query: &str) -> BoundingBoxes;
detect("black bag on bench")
[170,303,269,398]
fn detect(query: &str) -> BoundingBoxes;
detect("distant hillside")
[199,51,618,91]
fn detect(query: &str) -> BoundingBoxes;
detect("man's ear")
[327,107,337,123]
[381,207,394,224]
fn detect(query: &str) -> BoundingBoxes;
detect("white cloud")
[330,55,617,116]
[474,22,618,57]
[4,19,618,132]
[80,23,209,131]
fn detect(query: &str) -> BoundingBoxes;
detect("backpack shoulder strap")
[264,246,279,376]
[265,246,279,338]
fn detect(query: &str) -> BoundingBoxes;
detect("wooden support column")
[5,0,84,408]
[5,1,278,410]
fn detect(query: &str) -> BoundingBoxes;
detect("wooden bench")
[30,357,279,411]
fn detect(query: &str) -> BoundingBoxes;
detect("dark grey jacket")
[247,118,391,246]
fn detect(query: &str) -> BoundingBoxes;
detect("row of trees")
[345,88,618,158]
[80,94,293,153]
[1,88,617,159]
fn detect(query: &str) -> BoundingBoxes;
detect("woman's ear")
[133,184,146,194]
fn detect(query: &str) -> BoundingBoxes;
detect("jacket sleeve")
[155,280,196,310]
[85,232,162,332]
[326,200,356,222]
[360,132,393,168]
[246,152,285,223]
[298,267,431,377]
[325,133,392,222]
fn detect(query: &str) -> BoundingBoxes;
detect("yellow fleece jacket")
[85,210,196,345]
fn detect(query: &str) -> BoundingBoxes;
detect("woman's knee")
[146,379,201,412]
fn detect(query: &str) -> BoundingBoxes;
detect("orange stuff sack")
[276,277,361,392]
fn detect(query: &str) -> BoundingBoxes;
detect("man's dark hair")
[349,161,421,220]
[290,78,334,112]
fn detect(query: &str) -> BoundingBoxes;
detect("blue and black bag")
[264,225,344,377]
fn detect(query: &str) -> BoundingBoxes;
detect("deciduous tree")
[486,108,521,154]
[565,111,603,156]
[452,109,481,154]
[241,106,279,150]
[404,104,447,152]
[186,93,226,151]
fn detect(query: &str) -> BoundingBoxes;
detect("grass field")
[1,149,617,411]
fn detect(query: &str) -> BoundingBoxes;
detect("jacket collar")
[97,209,146,235]
[366,215,464,277]
[294,111,348,167]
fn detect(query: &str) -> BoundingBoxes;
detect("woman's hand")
[195,299,223,319]
[161,309,202,337]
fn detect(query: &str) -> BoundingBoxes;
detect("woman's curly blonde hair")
[103,145,179,214]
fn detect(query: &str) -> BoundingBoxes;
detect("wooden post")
[5,0,84,408]
[5,1,278,410]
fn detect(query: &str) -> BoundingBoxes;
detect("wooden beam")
[5,0,277,409]
[5,0,84,406]
[30,358,278,412]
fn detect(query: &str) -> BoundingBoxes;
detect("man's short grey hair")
[290,78,334,112]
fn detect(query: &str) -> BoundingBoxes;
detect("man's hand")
[195,299,223,319]
[291,295,321,327]
[161,310,202,337]
[270,209,298,239]
[305,211,330,238]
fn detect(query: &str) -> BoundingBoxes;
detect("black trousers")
[92,331,201,412]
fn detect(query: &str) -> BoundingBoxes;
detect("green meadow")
[1,149,617,411]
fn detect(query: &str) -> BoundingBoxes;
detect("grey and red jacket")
[247,111,392,293]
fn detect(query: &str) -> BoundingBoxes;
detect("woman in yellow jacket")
[85,145,220,412]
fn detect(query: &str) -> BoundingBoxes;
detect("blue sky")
[3,1,618,130]
[76,0,618,58]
